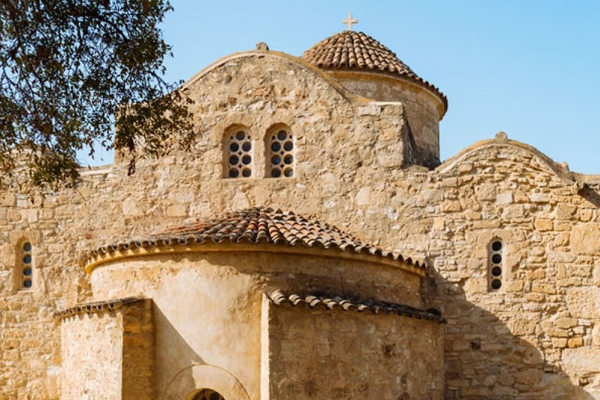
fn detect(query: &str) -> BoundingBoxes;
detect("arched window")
[267,126,294,178]
[225,127,253,178]
[20,241,33,289]
[192,389,225,400]
[489,239,503,291]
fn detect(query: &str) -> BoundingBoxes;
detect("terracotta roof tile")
[55,297,143,319]
[268,289,445,324]
[82,207,425,269]
[302,31,447,109]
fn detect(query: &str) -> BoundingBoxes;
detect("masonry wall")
[417,141,600,400]
[60,299,153,400]
[329,70,445,167]
[87,250,421,400]
[265,303,444,400]
[61,311,123,399]
[0,48,598,400]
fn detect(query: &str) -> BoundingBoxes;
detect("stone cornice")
[82,241,426,277]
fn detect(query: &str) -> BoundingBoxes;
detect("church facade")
[1,29,599,400]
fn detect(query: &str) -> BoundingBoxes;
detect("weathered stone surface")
[572,224,600,255]
[0,33,599,400]
[563,347,600,373]
[567,287,600,319]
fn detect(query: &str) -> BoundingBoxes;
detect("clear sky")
[83,1,600,174]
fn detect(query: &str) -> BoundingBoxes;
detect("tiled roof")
[81,207,425,270]
[268,289,445,324]
[302,31,447,108]
[55,297,143,319]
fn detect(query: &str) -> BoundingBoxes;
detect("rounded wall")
[328,70,445,167]
[88,249,423,400]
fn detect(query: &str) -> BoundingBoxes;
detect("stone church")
[1,24,599,400]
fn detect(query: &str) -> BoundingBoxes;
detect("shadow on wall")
[154,305,204,400]
[427,269,597,400]
[579,185,600,209]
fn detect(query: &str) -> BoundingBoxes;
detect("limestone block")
[496,192,514,205]
[568,337,584,348]
[357,104,381,116]
[552,338,568,348]
[508,320,537,335]
[433,217,445,231]
[122,197,143,217]
[529,193,550,203]
[562,347,600,373]
[513,369,543,386]
[502,205,525,219]
[166,204,187,217]
[566,287,600,319]
[580,209,594,222]
[355,187,371,206]
[535,218,553,231]
[592,324,600,346]
[231,191,250,209]
[475,184,496,201]
[571,224,600,255]
[556,204,577,220]
[554,318,578,329]
[441,200,461,213]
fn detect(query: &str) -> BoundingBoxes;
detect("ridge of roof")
[302,31,447,109]
[81,207,426,271]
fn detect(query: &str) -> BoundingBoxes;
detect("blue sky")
[84,1,600,174]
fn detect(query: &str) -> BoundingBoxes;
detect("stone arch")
[181,51,356,104]
[163,364,250,400]
[437,137,573,182]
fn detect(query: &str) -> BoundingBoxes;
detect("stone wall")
[0,47,598,399]
[418,140,600,399]
[61,308,123,399]
[265,301,444,399]
[59,298,153,400]
[328,70,445,167]
[87,249,422,400]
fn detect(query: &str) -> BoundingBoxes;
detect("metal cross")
[342,13,358,31]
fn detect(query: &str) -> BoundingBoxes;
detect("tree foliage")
[0,0,192,187]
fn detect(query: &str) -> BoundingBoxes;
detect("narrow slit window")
[225,129,252,178]
[268,127,294,178]
[489,239,503,291]
[21,241,33,289]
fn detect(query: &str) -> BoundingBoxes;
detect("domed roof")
[81,207,425,271]
[302,31,446,107]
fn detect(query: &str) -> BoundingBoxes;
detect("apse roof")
[81,207,425,271]
[302,30,447,107]
[268,289,445,324]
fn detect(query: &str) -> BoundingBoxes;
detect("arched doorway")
[191,389,225,400]
[164,364,250,400]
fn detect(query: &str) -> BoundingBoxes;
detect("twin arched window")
[224,125,295,179]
